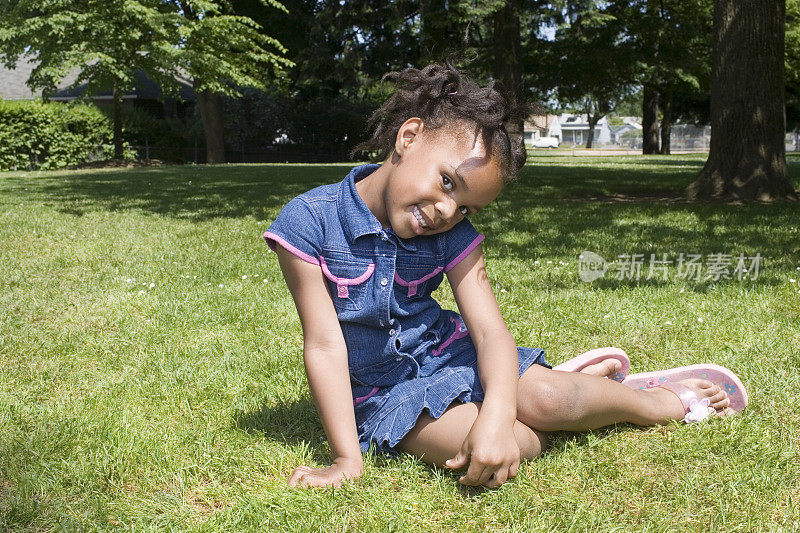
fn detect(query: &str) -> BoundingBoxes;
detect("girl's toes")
[711,395,730,411]
[708,387,725,402]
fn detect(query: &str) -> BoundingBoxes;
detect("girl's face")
[383,119,504,239]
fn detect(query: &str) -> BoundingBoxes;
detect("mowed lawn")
[1,155,799,531]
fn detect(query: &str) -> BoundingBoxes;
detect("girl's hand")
[287,457,364,488]
[445,414,519,489]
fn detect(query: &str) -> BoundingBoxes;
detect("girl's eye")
[459,206,469,216]
[441,175,454,190]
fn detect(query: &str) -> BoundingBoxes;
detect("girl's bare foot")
[644,379,731,424]
[579,359,622,379]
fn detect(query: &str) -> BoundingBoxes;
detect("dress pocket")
[394,264,443,298]
[320,256,374,311]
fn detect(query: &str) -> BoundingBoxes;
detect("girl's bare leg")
[397,401,548,466]
[517,365,732,432]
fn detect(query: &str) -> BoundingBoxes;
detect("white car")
[530,136,560,148]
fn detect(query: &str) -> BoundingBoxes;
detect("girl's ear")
[395,117,425,157]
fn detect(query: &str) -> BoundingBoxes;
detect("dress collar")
[338,164,384,243]
[338,164,419,252]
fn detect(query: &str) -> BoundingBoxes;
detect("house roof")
[0,55,196,102]
[525,114,559,131]
[558,113,612,129]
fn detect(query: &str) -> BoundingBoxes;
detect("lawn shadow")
[14,158,800,285]
[28,164,355,222]
[483,193,799,286]
[234,396,331,464]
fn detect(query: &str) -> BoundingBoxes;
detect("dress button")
[395,356,403,361]
[389,329,396,335]
[380,277,388,286]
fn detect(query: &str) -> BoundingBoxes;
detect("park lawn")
[1,155,799,531]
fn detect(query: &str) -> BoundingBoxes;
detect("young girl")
[263,61,748,489]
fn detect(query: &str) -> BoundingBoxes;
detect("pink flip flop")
[553,347,630,383]
[622,363,748,413]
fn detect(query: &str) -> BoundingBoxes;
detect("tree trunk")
[659,87,673,155]
[642,84,660,154]
[113,81,123,160]
[686,0,797,201]
[586,114,599,149]
[194,80,226,164]
[492,0,525,147]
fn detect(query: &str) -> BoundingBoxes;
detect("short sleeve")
[263,197,323,265]
[442,218,485,272]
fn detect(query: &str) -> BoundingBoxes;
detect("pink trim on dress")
[262,231,320,265]
[444,234,485,272]
[353,386,379,406]
[431,316,469,356]
[393,266,443,297]
[319,257,375,298]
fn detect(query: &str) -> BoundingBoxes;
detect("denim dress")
[264,164,548,454]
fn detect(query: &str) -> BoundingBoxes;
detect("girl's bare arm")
[275,246,363,487]
[445,244,520,487]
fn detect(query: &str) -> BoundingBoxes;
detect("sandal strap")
[659,382,713,423]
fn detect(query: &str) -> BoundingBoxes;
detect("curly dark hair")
[350,58,528,183]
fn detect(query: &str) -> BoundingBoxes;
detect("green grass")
[1,155,799,531]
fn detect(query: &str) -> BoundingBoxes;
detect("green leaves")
[0,99,115,170]
[0,0,292,105]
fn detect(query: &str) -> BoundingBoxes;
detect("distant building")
[609,117,643,147]
[524,114,561,144]
[557,114,614,146]
[0,56,195,119]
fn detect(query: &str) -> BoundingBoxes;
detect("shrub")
[0,99,116,170]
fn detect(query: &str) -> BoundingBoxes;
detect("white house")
[557,113,615,146]
[523,114,561,144]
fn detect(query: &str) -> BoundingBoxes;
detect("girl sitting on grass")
[263,60,748,489]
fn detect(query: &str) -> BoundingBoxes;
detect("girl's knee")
[518,372,584,430]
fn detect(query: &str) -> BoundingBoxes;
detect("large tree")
[0,0,290,163]
[686,0,797,202]
[0,0,177,159]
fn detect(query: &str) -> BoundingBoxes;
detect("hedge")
[0,99,115,171]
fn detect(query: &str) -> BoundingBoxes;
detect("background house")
[524,114,561,143]
[558,113,613,146]
[0,56,196,119]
